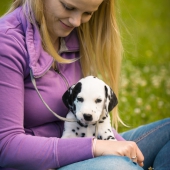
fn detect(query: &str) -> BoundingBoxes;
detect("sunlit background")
[0,0,169,132]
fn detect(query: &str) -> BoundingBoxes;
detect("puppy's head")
[62,76,118,125]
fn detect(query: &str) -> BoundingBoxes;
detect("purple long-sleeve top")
[0,7,124,170]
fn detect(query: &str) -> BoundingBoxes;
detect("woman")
[0,0,169,170]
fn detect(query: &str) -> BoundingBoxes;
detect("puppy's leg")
[61,112,77,138]
[61,122,78,138]
[97,116,116,141]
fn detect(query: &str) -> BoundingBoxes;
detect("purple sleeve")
[0,34,93,169]
[57,138,93,167]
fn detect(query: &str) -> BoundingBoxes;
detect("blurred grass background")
[0,0,169,132]
[118,0,170,132]
[0,0,12,16]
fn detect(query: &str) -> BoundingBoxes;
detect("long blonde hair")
[5,0,123,129]
[78,0,123,129]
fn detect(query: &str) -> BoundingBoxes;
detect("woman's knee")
[58,155,144,170]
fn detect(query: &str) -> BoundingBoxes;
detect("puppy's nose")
[83,114,93,121]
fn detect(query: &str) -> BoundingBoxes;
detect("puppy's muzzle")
[83,114,93,121]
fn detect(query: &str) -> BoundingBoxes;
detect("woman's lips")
[60,20,73,30]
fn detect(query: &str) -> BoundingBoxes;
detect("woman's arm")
[0,33,93,170]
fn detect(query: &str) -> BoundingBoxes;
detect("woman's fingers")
[122,141,136,159]
[94,140,144,167]
[124,141,144,166]
[136,146,144,166]
[124,142,144,167]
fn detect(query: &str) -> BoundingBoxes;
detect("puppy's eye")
[95,99,102,103]
[77,97,84,102]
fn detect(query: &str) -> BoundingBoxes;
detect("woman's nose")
[69,13,82,27]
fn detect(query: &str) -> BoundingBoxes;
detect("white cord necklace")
[30,70,99,138]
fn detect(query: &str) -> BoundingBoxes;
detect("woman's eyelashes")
[84,12,93,16]
[61,2,74,11]
[61,2,93,16]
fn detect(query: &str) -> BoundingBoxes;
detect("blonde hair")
[77,0,123,129]
[5,0,123,129]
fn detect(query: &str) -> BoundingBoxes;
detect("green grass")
[1,1,169,133]
[118,0,170,132]
[0,0,12,16]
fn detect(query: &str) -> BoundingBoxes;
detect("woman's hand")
[93,140,144,167]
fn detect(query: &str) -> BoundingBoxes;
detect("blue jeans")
[58,118,170,170]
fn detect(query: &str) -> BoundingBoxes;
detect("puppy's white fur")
[61,76,118,140]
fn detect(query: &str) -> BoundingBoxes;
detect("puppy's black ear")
[62,82,82,110]
[104,85,118,112]
[62,85,75,109]
[71,82,82,102]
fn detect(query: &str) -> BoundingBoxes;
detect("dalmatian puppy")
[61,76,118,140]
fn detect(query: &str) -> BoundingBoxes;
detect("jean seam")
[134,121,170,143]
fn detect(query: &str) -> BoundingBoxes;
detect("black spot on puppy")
[81,133,85,137]
[108,129,111,132]
[107,136,115,140]
[98,136,103,140]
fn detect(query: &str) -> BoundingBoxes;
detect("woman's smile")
[59,20,74,30]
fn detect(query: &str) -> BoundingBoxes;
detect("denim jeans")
[58,118,170,170]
